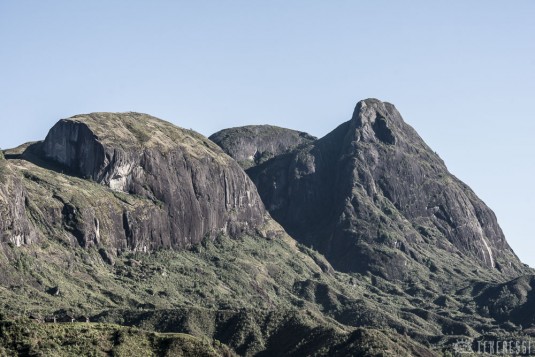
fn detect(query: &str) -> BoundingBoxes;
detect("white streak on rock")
[481,237,495,268]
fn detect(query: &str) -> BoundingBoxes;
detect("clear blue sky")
[1,1,534,266]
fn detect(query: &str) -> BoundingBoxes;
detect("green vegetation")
[69,112,226,163]
[0,223,522,355]
[0,319,231,356]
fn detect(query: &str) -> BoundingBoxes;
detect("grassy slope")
[0,319,232,357]
[67,112,227,162]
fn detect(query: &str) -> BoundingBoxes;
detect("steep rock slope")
[5,112,265,254]
[225,99,527,281]
[0,152,36,248]
[209,125,316,169]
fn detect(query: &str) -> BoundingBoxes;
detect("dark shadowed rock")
[247,99,526,281]
[473,275,535,327]
[209,125,316,169]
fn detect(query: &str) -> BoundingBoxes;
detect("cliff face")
[209,125,316,169]
[237,99,526,280]
[3,112,266,254]
[0,157,36,247]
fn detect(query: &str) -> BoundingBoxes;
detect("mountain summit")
[209,125,316,169]
[3,112,266,253]
[216,99,527,283]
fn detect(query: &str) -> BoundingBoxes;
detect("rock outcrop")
[233,99,527,280]
[0,156,36,247]
[3,112,266,253]
[209,125,316,169]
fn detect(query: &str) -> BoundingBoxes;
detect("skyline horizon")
[1,1,534,267]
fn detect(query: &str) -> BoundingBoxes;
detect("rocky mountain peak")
[4,113,266,252]
[350,99,399,145]
[42,112,226,187]
[209,125,316,169]
[217,99,528,282]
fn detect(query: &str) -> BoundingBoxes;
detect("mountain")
[0,106,533,356]
[39,112,266,250]
[209,125,316,169]
[217,99,528,285]
[0,113,434,356]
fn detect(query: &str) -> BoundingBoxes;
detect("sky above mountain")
[1,0,534,266]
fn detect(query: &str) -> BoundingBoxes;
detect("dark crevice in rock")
[122,211,134,243]
[372,116,396,144]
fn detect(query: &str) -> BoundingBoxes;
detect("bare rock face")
[32,112,265,251]
[247,99,526,280]
[209,125,316,169]
[0,157,36,247]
